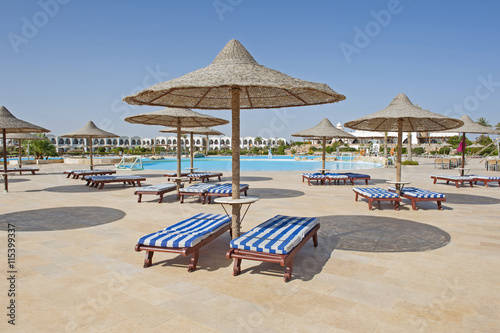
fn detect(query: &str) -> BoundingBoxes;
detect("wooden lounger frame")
[402,194,446,211]
[1,167,39,175]
[135,223,231,272]
[348,176,370,185]
[325,176,348,185]
[85,177,145,189]
[64,170,116,179]
[205,186,249,204]
[188,173,222,183]
[164,172,189,181]
[179,190,208,204]
[302,174,325,186]
[134,185,181,203]
[354,191,401,211]
[431,176,474,188]
[474,178,500,187]
[226,224,320,282]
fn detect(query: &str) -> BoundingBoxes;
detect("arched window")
[214,139,219,144]
[107,139,112,145]
[173,139,177,144]
[243,139,248,144]
[196,139,201,145]
[94,139,99,145]
[51,138,56,144]
[210,139,213,144]
[161,139,165,144]
[100,139,105,145]
[79,139,84,144]
[58,138,64,144]
[119,140,124,145]
[125,140,129,145]
[72,139,78,144]
[167,139,172,144]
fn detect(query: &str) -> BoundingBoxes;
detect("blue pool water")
[141,156,382,172]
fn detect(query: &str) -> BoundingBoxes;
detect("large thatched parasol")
[6,133,45,167]
[292,118,355,173]
[0,106,49,192]
[160,126,225,171]
[123,39,345,238]
[444,115,498,175]
[344,93,463,192]
[61,121,118,170]
[124,108,228,189]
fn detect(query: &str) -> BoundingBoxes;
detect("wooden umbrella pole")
[205,134,209,155]
[231,87,241,239]
[89,137,94,170]
[396,119,403,185]
[3,129,8,192]
[190,132,194,171]
[322,137,326,173]
[176,119,182,190]
[18,141,22,167]
[461,133,466,176]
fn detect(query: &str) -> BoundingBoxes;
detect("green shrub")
[401,160,419,165]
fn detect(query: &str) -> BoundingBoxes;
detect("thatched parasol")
[6,133,45,167]
[61,121,118,170]
[160,126,225,170]
[123,39,345,238]
[0,106,49,192]
[292,118,355,173]
[444,115,498,175]
[124,108,228,189]
[344,94,463,192]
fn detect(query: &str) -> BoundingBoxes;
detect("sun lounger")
[324,173,349,185]
[340,173,371,185]
[472,175,500,187]
[187,172,223,183]
[430,175,474,188]
[0,167,39,175]
[178,183,218,204]
[135,213,231,272]
[301,173,326,185]
[134,182,182,203]
[164,171,189,181]
[205,183,249,204]
[388,187,446,210]
[226,215,319,282]
[353,187,401,210]
[64,169,116,179]
[84,175,146,189]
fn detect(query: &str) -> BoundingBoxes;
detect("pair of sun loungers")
[64,169,116,179]
[0,167,39,175]
[353,187,446,211]
[431,175,500,188]
[135,214,319,282]
[302,172,370,186]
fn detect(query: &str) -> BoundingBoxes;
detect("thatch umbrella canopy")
[344,94,463,191]
[123,39,345,238]
[292,118,355,173]
[0,106,49,192]
[125,108,228,189]
[160,126,225,166]
[6,133,45,167]
[444,115,498,174]
[61,121,118,170]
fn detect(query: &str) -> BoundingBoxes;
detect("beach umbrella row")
[123,39,345,238]
[0,106,49,192]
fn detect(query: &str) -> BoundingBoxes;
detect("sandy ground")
[0,157,499,332]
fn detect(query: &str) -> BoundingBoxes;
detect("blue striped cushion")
[431,175,474,180]
[353,187,399,199]
[341,173,370,178]
[73,169,111,174]
[302,173,325,179]
[325,173,349,179]
[137,213,230,248]
[135,183,177,192]
[388,187,445,199]
[230,215,318,255]
[208,183,249,194]
[164,172,188,177]
[188,172,212,177]
[180,183,218,193]
[86,175,117,181]
[472,175,500,180]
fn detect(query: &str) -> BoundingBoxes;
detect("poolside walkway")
[0,158,499,332]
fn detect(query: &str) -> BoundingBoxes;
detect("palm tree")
[25,134,57,159]
[476,117,492,128]
[495,122,500,131]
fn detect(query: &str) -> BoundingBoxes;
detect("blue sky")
[1,0,499,139]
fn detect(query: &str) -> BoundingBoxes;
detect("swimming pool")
[141,156,382,172]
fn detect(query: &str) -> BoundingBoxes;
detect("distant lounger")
[353,187,401,211]
[84,175,146,189]
[226,215,319,282]
[340,173,371,185]
[389,187,446,210]
[430,175,474,188]
[187,172,223,183]
[64,169,116,179]
[164,172,189,181]
[205,183,249,204]
[301,173,326,186]
[178,183,218,204]
[324,173,349,185]
[0,167,39,175]
[472,175,500,187]
[135,213,231,272]
[134,183,182,203]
